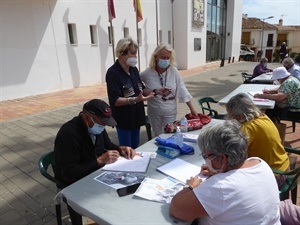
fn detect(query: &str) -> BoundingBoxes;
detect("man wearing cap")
[254,67,300,119]
[54,99,135,224]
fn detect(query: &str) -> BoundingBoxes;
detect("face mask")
[158,59,170,69]
[126,57,138,67]
[88,117,105,135]
[273,80,280,85]
[205,156,224,173]
[264,63,267,68]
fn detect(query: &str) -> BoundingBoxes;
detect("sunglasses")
[162,92,175,101]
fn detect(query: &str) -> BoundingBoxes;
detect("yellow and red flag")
[108,0,116,22]
[133,0,143,22]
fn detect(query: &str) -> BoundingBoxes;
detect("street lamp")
[260,16,274,57]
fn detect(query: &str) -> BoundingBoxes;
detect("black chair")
[39,151,64,225]
[198,97,226,119]
[241,72,253,83]
[280,107,300,133]
[272,147,300,204]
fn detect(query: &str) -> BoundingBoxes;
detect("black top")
[54,115,120,186]
[106,59,145,129]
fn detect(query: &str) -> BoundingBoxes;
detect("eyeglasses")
[201,152,217,159]
[162,92,175,101]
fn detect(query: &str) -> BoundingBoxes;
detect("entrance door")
[265,49,273,62]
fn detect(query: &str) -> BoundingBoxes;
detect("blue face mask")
[158,59,170,69]
[88,117,105,135]
[264,63,267,68]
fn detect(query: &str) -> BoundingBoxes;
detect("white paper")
[102,155,151,173]
[182,133,199,143]
[134,177,185,203]
[156,158,207,183]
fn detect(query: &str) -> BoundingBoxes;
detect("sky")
[243,0,300,26]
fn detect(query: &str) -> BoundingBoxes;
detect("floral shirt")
[277,76,300,111]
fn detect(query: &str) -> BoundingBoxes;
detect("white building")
[0,0,243,101]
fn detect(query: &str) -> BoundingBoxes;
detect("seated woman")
[252,57,273,78]
[169,120,281,225]
[226,93,289,187]
[254,66,300,120]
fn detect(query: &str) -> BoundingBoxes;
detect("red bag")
[164,113,212,133]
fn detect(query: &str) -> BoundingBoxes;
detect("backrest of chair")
[241,72,252,82]
[39,151,64,188]
[198,97,219,117]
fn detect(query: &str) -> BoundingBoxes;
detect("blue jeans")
[116,127,140,149]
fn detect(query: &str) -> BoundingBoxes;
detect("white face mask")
[205,156,224,173]
[126,57,138,67]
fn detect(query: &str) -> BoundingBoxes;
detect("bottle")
[180,116,188,132]
[174,126,183,147]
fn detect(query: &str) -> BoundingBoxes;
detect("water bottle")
[174,126,183,147]
[180,116,188,132]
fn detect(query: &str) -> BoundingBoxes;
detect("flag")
[108,0,116,22]
[133,0,143,22]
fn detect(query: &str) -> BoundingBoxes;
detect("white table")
[55,119,224,225]
[218,84,279,109]
[251,72,273,83]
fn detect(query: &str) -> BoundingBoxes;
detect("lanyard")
[158,70,168,87]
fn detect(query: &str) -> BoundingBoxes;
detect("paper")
[134,177,185,203]
[102,154,151,173]
[182,133,199,143]
[94,171,147,190]
[156,158,207,183]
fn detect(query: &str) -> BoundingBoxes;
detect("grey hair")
[197,120,248,167]
[115,36,138,58]
[282,57,294,68]
[260,57,268,63]
[226,93,262,123]
[149,42,176,69]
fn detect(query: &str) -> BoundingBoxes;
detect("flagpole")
[110,21,115,63]
[136,7,141,71]
[155,0,159,45]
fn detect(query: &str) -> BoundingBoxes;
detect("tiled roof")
[242,17,277,30]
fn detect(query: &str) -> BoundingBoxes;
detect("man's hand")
[186,176,202,189]
[119,146,136,159]
[97,150,120,165]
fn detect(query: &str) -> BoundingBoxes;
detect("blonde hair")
[149,42,176,69]
[115,36,138,58]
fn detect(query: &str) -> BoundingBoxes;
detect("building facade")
[0,0,242,101]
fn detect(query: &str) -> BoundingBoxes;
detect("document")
[156,158,207,183]
[102,154,151,173]
[134,177,185,203]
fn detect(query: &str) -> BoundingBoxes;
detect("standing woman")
[106,36,154,148]
[140,42,198,136]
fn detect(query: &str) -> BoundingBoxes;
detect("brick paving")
[0,61,299,225]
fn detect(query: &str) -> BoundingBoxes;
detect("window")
[108,26,114,45]
[90,25,98,45]
[68,23,78,45]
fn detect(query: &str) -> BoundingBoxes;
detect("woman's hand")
[135,90,155,102]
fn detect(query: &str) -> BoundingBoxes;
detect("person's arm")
[170,176,208,221]
[254,91,287,102]
[186,101,198,116]
[115,90,155,106]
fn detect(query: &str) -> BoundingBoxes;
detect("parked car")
[240,44,255,61]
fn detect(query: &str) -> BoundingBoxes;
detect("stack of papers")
[182,133,199,143]
[156,158,208,183]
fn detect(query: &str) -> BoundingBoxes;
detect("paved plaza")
[0,61,299,225]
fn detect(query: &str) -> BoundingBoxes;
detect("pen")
[247,92,254,97]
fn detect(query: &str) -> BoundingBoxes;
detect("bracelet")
[185,185,193,190]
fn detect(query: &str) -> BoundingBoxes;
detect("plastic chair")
[272,147,300,204]
[198,97,226,119]
[241,72,253,83]
[280,107,300,133]
[39,151,64,225]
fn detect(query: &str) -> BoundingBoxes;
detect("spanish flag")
[133,0,143,22]
[108,0,116,22]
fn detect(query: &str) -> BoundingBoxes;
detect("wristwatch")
[185,185,193,190]
[153,89,157,96]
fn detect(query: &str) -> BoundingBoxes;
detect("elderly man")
[54,99,135,225]
[254,67,300,120]
[282,57,300,80]
[169,120,281,225]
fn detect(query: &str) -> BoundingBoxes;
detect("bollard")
[220,59,225,67]
[228,57,231,64]
[232,57,235,63]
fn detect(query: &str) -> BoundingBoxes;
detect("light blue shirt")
[288,64,300,81]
